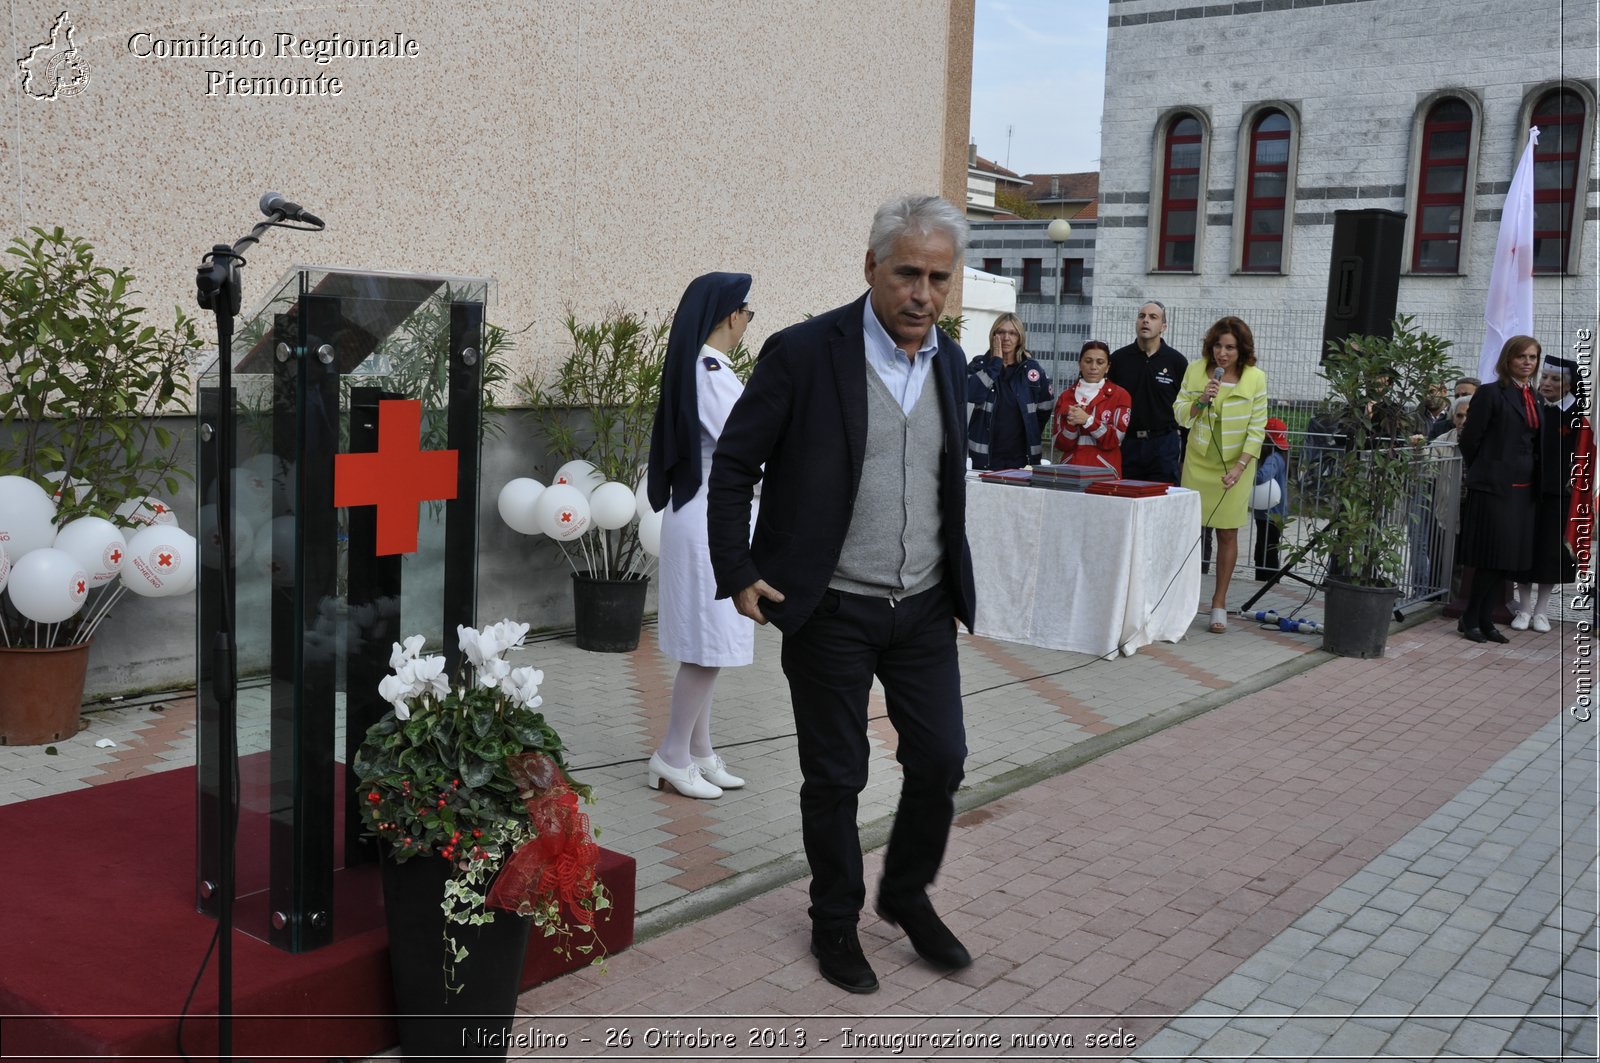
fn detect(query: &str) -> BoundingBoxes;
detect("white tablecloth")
[967,481,1202,657]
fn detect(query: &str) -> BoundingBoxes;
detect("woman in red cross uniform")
[1051,340,1132,474]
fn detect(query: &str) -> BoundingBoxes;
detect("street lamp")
[1047,218,1073,371]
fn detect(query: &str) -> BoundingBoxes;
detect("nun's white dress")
[656,345,756,667]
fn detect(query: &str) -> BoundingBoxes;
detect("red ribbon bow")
[486,752,600,926]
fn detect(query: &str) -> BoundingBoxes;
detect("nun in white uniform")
[644,272,757,799]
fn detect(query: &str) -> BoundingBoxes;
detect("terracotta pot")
[0,642,91,745]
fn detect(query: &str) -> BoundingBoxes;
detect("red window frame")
[1158,115,1202,271]
[1241,111,1291,273]
[1532,89,1583,275]
[1412,98,1473,273]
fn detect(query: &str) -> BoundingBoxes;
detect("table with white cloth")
[966,480,1202,657]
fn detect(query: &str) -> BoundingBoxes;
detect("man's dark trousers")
[780,583,966,930]
[1121,431,1182,483]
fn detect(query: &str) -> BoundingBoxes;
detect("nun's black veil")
[646,271,752,512]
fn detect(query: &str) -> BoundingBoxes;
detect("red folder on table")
[1085,479,1171,498]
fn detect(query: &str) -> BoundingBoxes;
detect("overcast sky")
[968,0,1110,176]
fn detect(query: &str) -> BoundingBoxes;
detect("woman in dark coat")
[1456,335,1545,643]
[1511,355,1595,631]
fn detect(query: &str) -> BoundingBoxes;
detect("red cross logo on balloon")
[76,579,86,595]
[157,552,174,569]
[109,547,123,565]
[333,399,458,555]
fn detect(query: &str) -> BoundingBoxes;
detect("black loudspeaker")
[1321,208,1406,361]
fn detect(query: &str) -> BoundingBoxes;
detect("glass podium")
[195,267,492,952]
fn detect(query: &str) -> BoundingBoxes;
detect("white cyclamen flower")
[377,673,412,719]
[457,624,492,667]
[412,655,449,698]
[504,665,543,709]
[389,634,425,670]
[489,619,531,652]
[476,655,512,689]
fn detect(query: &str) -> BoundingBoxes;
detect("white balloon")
[633,474,662,517]
[43,470,87,506]
[168,556,199,596]
[0,475,51,509]
[534,483,591,541]
[7,547,89,624]
[1250,479,1283,512]
[496,478,546,536]
[252,515,299,587]
[53,516,127,587]
[116,496,178,529]
[122,525,194,597]
[589,481,637,530]
[232,466,273,512]
[198,504,254,568]
[0,485,57,561]
[552,459,604,496]
[0,543,9,594]
[636,506,663,556]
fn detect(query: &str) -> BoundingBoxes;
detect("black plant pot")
[381,856,532,1062]
[571,572,649,652]
[1322,579,1400,658]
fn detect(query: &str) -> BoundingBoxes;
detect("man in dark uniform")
[1107,300,1188,483]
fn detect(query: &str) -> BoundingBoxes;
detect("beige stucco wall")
[6,0,974,385]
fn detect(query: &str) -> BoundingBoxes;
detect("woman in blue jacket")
[966,313,1053,470]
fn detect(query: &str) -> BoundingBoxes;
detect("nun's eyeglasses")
[742,306,756,321]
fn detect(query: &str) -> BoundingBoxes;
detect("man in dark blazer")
[707,194,977,994]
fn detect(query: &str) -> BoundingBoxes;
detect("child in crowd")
[1251,418,1290,581]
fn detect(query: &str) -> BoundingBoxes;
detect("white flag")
[1479,127,1538,382]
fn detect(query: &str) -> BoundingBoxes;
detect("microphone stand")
[194,209,321,1061]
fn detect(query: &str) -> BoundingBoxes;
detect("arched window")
[1241,111,1291,272]
[1412,98,1473,273]
[1158,114,1203,271]
[1531,89,1585,274]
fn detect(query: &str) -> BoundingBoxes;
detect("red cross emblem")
[76,579,86,595]
[156,551,174,569]
[153,503,168,515]
[559,509,574,524]
[333,399,458,556]
[109,548,123,565]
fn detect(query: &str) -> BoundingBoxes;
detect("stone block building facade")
[1091,0,1596,401]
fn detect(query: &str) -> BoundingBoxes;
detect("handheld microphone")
[1199,365,1224,408]
[259,192,324,228]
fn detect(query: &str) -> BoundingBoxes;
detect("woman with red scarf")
[1052,340,1132,474]
[1457,335,1545,643]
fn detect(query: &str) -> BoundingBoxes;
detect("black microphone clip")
[259,191,324,228]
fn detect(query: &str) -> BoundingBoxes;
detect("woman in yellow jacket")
[1175,315,1269,633]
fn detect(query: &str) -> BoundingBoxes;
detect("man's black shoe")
[1461,627,1487,643]
[1483,626,1509,644]
[810,927,879,993]
[875,895,972,969]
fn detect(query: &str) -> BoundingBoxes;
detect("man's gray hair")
[1451,395,1473,414]
[868,194,969,262]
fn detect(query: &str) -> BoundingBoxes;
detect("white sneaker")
[693,753,745,790]
[1531,613,1552,633]
[1511,611,1531,631]
[648,753,722,799]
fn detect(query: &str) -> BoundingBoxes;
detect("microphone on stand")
[259,192,325,228]
[1198,365,1225,408]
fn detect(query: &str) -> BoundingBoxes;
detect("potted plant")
[515,311,669,651]
[0,227,202,742]
[1317,315,1453,657]
[352,619,609,1060]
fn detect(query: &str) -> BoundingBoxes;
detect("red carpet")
[0,767,635,1061]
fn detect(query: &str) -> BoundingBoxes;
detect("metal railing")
[1192,430,1462,612]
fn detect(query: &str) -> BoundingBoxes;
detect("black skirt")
[1517,491,1576,584]
[1459,485,1535,572]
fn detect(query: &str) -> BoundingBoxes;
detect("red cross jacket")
[1052,379,1133,475]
